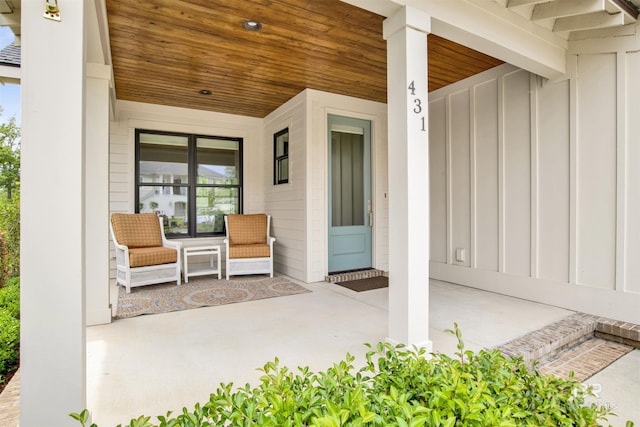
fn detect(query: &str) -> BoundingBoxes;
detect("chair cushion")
[228,243,271,259]
[128,246,177,267]
[111,213,163,248]
[226,214,267,245]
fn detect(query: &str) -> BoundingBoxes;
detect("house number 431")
[408,80,426,132]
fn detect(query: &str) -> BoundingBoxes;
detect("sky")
[0,26,20,125]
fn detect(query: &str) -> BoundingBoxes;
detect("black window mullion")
[188,135,197,237]
[136,129,242,238]
[239,139,244,213]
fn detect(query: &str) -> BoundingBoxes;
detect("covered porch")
[8,0,640,425]
[85,278,639,426]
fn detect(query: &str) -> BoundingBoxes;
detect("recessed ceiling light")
[242,20,262,31]
[199,89,212,95]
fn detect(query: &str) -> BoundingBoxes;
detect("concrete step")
[494,312,600,363]
[536,337,633,381]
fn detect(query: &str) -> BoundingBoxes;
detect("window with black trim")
[274,128,289,185]
[136,129,243,237]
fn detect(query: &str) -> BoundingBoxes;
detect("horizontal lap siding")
[109,101,264,279]
[264,93,307,281]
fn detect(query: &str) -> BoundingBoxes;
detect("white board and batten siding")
[264,89,388,283]
[429,30,640,324]
[108,101,264,278]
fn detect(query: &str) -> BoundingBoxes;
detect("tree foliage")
[0,113,20,200]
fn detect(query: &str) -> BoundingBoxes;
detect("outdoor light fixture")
[199,89,212,95]
[242,20,262,31]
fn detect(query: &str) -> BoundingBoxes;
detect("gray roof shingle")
[0,43,20,67]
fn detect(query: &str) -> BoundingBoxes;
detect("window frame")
[135,129,243,238]
[273,127,289,185]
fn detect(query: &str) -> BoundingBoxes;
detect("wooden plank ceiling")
[106,0,503,118]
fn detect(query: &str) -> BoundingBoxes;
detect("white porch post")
[21,2,87,425]
[383,7,432,348]
[85,64,112,326]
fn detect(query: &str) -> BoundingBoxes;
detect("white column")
[86,63,112,326]
[383,7,432,349]
[21,2,87,426]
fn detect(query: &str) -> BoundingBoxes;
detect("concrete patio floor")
[86,278,640,427]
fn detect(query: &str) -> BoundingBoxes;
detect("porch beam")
[85,63,112,326]
[383,6,432,349]
[553,11,625,32]
[343,0,568,79]
[0,64,19,84]
[20,1,87,425]
[532,0,605,21]
[507,0,549,7]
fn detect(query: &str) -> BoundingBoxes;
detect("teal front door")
[328,114,372,273]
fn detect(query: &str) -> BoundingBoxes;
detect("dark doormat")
[337,276,388,292]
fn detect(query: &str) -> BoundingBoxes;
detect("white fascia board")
[508,0,548,7]
[0,64,20,83]
[531,0,605,21]
[412,0,568,79]
[568,21,640,54]
[339,0,405,17]
[554,11,626,32]
[342,0,568,79]
[0,11,19,27]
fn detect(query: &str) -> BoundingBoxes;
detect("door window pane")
[331,131,365,227]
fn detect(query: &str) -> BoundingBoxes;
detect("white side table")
[183,245,221,282]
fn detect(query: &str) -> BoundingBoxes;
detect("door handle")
[368,200,373,227]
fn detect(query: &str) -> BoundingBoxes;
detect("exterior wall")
[109,92,385,284]
[85,64,112,326]
[429,32,640,324]
[264,89,388,283]
[263,92,308,281]
[109,101,264,276]
[305,90,388,283]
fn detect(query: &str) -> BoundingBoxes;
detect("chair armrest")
[112,240,128,251]
[163,239,182,251]
[112,242,130,268]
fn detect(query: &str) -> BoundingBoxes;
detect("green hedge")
[72,325,631,427]
[0,191,19,279]
[0,277,19,386]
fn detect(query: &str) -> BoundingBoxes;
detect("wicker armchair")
[110,213,182,293]
[223,214,275,280]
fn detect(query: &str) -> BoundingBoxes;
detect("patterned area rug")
[115,276,310,319]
